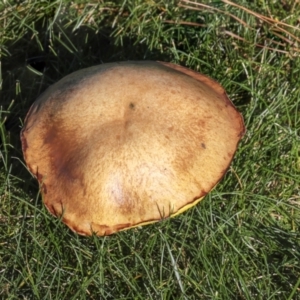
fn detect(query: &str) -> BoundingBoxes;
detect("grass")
[1,0,300,298]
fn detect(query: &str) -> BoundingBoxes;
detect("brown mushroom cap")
[21,61,245,236]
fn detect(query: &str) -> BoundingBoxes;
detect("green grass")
[1,0,300,299]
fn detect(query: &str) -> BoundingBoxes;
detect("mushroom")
[21,61,245,236]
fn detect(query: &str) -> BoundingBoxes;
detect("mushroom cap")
[21,61,245,236]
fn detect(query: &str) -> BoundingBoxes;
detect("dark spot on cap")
[201,143,206,149]
[129,102,135,110]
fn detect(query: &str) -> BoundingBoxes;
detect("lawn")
[1,0,300,299]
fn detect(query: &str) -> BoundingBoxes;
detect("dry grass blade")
[178,1,250,28]
[163,20,206,27]
[179,0,300,54]
[222,0,300,32]
[223,30,300,54]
